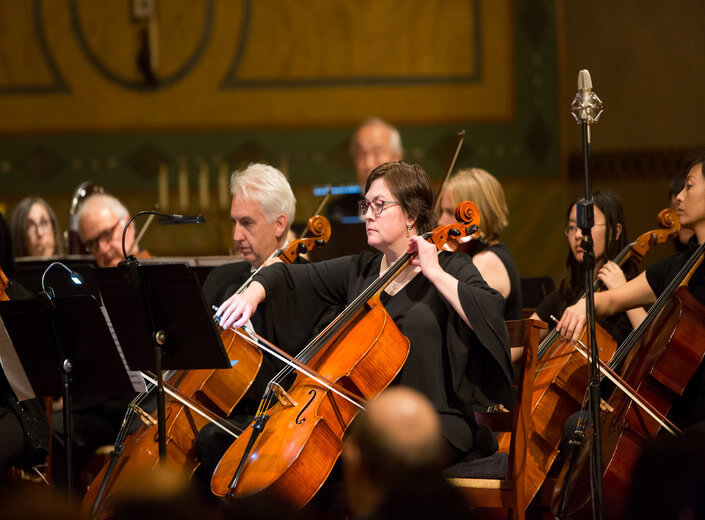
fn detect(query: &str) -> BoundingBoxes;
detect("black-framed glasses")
[83,219,122,251]
[359,199,401,216]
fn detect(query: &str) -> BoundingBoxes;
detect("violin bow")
[432,130,466,215]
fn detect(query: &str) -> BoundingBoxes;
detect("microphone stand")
[571,69,605,520]
[118,210,205,463]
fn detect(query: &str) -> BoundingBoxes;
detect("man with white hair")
[195,163,304,478]
[326,118,404,223]
[201,162,296,309]
[77,193,145,267]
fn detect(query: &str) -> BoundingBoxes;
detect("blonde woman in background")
[438,168,522,320]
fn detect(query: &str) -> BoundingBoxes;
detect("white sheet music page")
[100,308,147,393]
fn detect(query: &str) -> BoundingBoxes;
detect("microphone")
[156,213,206,225]
[571,69,603,125]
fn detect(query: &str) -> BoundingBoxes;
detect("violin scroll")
[278,215,332,263]
[426,200,481,250]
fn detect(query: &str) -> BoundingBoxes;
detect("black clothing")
[645,237,705,425]
[0,280,50,474]
[645,237,705,305]
[470,241,523,321]
[196,258,340,478]
[253,251,512,456]
[535,287,633,346]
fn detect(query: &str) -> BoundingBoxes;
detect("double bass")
[210,201,482,507]
[499,209,680,506]
[552,240,705,520]
[83,216,331,518]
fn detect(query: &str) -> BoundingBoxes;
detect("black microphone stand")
[571,70,605,520]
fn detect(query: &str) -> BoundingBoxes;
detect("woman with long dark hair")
[531,190,646,343]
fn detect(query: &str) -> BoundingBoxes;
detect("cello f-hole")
[296,389,317,424]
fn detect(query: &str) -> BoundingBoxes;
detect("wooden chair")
[448,318,546,520]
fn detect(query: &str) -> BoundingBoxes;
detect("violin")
[210,201,481,506]
[552,241,705,520]
[83,216,332,518]
[496,209,680,507]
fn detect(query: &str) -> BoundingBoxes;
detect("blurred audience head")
[77,193,133,267]
[342,386,445,518]
[351,118,403,187]
[108,464,216,520]
[10,197,64,258]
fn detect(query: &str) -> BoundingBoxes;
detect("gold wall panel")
[0,0,513,132]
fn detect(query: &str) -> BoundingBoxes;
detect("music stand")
[93,262,230,462]
[0,295,137,495]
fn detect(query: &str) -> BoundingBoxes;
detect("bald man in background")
[326,118,403,223]
[342,386,472,519]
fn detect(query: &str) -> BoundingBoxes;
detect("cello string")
[233,327,366,410]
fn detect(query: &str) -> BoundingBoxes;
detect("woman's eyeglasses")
[359,200,400,216]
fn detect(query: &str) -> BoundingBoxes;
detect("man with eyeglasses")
[326,118,404,224]
[77,193,148,267]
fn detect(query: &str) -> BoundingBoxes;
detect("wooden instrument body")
[82,328,262,516]
[553,286,705,520]
[210,297,410,507]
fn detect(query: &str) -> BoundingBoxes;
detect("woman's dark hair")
[365,161,437,234]
[559,190,632,306]
[9,197,65,257]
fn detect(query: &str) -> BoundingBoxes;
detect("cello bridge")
[271,383,298,407]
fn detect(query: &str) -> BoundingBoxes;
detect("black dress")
[252,250,512,458]
[462,241,523,321]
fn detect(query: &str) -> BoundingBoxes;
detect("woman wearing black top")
[533,190,646,346]
[557,155,705,425]
[438,168,523,320]
[216,161,512,463]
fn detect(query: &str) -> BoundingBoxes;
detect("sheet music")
[100,308,147,393]
[0,314,35,401]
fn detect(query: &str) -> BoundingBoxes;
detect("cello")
[551,240,705,520]
[210,201,482,507]
[496,208,680,506]
[82,215,331,518]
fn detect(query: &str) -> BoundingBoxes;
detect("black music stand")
[93,262,230,463]
[0,294,137,495]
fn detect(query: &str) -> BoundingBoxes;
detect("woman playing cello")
[533,190,646,344]
[556,154,705,427]
[217,161,513,465]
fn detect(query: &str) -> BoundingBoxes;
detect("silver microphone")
[571,69,603,124]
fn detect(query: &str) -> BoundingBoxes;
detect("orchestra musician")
[195,163,331,479]
[437,168,523,320]
[326,118,404,223]
[556,154,705,427]
[10,197,65,258]
[0,212,50,477]
[217,161,513,466]
[76,193,148,268]
[532,190,647,344]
